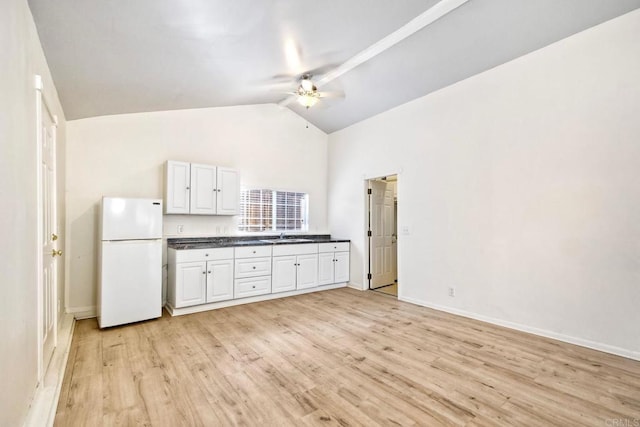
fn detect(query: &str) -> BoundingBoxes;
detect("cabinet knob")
[252,266,256,269]
[252,285,256,289]
[186,186,190,190]
[208,271,211,274]
[205,253,209,257]
[202,271,206,275]
[252,250,256,254]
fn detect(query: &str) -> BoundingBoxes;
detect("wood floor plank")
[55,288,640,426]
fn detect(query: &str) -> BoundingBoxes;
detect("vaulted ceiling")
[28,0,640,133]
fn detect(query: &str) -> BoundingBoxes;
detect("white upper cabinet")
[216,167,239,215]
[165,161,239,215]
[190,163,217,215]
[165,160,190,214]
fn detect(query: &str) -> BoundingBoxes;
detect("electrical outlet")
[401,225,410,235]
[177,225,184,234]
[448,287,455,297]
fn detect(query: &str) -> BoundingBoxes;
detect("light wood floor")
[372,283,398,297]
[55,288,640,426]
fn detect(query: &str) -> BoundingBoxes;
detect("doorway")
[367,175,398,297]
[36,75,59,382]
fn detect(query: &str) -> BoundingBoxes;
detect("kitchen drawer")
[318,242,350,253]
[235,245,272,259]
[272,243,318,257]
[235,257,271,278]
[234,276,271,299]
[174,247,234,263]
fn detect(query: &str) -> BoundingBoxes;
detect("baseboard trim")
[23,313,75,427]
[66,305,96,319]
[399,296,640,362]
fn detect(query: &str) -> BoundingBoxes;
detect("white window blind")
[238,189,308,232]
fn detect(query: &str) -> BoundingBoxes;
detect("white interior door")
[369,180,395,288]
[38,79,58,379]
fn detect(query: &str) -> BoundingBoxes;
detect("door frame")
[364,172,399,295]
[35,75,59,383]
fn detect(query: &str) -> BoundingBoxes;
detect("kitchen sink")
[259,238,314,244]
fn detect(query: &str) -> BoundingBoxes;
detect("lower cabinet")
[168,247,234,308]
[297,254,319,290]
[272,253,318,293]
[318,242,350,286]
[168,241,349,312]
[234,275,272,299]
[234,246,272,298]
[206,259,234,303]
[173,261,207,307]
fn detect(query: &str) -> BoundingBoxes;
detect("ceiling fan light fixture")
[297,93,319,108]
[300,77,314,92]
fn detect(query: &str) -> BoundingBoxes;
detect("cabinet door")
[165,161,191,214]
[334,251,350,283]
[207,259,234,303]
[318,252,335,286]
[272,256,296,293]
[175,261,206,307]
[296,254,318,290]
[216,167,239,215]
[190,163,217,215]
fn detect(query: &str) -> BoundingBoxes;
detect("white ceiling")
[28,0,640,133]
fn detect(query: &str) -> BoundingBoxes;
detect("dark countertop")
[167,235,350,250]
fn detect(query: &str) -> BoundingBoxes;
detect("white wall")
[66,105,328,315]
[329,10,640,359]
[0,0,67,425]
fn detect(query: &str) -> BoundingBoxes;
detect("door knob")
[51,249,63,257]
[52,233,58,241]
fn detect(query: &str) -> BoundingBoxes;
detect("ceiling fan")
[294,74,321,108]
[284,73,343,109]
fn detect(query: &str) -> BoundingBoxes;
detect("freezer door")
[102,197,162,240]
[99,239,162,328]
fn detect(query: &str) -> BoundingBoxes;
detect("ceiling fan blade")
[302,63,341,79]
[318,90,345,99]
[278,95,297,108]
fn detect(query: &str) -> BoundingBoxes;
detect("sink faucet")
[280,232,285,239]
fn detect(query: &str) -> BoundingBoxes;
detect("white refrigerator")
[99,197,163,328]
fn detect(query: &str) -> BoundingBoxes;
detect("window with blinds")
[238,189,308,232]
